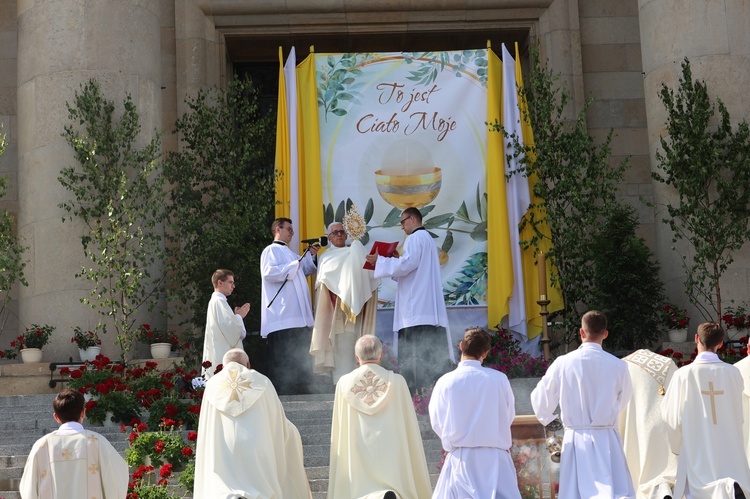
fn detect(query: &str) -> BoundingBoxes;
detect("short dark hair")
[697,322,724,350]
[460,327,491,359]
[53,389,85,423]
[582,310,607,336]
[211,269,234,288]
[271,217,293,237]
[401,207,422,224]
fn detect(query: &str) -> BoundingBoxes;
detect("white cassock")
[531,342,635,498]
[310,240,379,382]
[734,355,750,459]
[19,422,128,499]
[327,363,431,499]
[618,349,678,499]
[429,360,521,499]
[373,228,452,358]
[661,351,750,499]
[260,241,317,337]
[194,362,312,499]
[202,291,247,377]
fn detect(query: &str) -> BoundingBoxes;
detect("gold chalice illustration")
[374,140,442,209]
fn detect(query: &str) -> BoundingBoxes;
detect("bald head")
[222,348,250,368]
[355,335,383,364]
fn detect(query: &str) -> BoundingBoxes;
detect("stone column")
[639,0,750,317]
[16,0,162,359]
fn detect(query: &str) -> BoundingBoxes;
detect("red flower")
[164,403,178,417]
[70,369,83,379]
[187,431,198,441]
[141,324,151,331]
[181,447,193,457]
[161,418,177,428]
[159,463,173,478]
[202,360,212,369]
[154,440,165,453]
[188,404,201,415]
[85,400,98,411]
[129,432,138,445]
[214,363,223,374]
[60,367,71,375]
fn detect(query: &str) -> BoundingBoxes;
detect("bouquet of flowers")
[0,324,55,359]
[135,324,179,347]
[662,304,690,329]
[71,326,101,350]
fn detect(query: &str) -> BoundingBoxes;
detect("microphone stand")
[267,244,313,308]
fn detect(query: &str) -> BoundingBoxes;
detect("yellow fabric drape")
[516,43,564,337]
[486,49,513,328]
[295,53,325,254]
[274,47,291,218]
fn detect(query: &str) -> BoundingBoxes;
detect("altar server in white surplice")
[261,217,319,394]
[364,206,453,392]
[661,322,750,499]
[734,342,750,461]
[310,222,379,384]
[194,349,312,499]
[327,335,431,499]
[531,310,635,498]
[618,349,678,499]
[429,327,521,499]
[202,269,249,378]
[20,389,128,499]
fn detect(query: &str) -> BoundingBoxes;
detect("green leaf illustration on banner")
[444,252,488,305]
[317,53,375,120]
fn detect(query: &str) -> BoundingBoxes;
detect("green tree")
[163,76,276,342]
[653,59,750,322]
[589,205,665,350]
[59,80,166,360]
[491,53,628,347]
[0,127,28,332]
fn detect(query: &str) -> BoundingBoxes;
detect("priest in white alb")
[20,389,128,499]
[661,322,750,498]
[734,341,750,459]
[327,335,431,499]
[531,310,635,498]
[429,327,521,499]
[618,349,678,499]
[194,348,312,499]
[310,220,379,384]
[202,269,250,377]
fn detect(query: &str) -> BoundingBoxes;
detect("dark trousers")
[266,327,314,395]
[398,325,451,393]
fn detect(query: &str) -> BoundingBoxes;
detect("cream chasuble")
[311,241,379,381]
[194,362,312,499]
[19,423,128,499]
[202,291,246,377]
[661,351,750,499]
[734,355,750,460]
[327,363,431,499]
[619,349,678,499]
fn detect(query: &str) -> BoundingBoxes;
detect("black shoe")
[384,492,397,499]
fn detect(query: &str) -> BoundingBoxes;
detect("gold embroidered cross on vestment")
[221,368,253,403]
[701,381,724,425]
[350,370,386,406]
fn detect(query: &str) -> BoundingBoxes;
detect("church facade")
[0,0,748,357]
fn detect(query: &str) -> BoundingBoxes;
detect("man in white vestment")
[365,207,452,392]
[194,348,312,499]
[429,327,521,499]
[734,342,750,460]
[661,322,750,499]
[327,335,431,499]
[20,389,128,499]
[310,222,379,383]
[531,310,635,498]
[202,269,250,377]
[261,217,319,394]
[618,349,678,499]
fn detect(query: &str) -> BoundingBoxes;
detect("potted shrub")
[1,324,55,363]
[135,324,180,359]
[71,326,102,362]
[722,303,749,341]
[663,304,690,342]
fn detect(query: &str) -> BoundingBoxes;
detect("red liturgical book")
[364,241,398,270]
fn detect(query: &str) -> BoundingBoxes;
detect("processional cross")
[700,381,724,425]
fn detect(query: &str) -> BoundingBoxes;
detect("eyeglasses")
[399,215,412,226]
[281,226,293,232]
[224,281,236,286]
[329,230,346,236]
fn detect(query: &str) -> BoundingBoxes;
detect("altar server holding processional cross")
[661,322,750,499]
